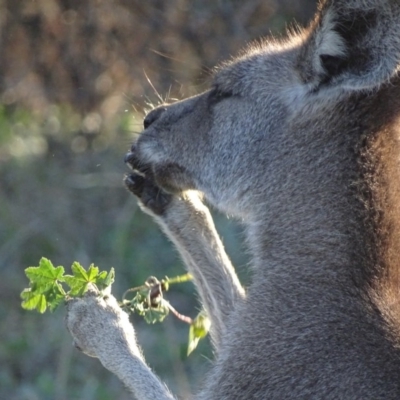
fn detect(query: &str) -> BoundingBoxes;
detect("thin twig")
[165,301,193,325]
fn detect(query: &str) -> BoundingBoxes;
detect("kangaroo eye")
[208,86,233,106]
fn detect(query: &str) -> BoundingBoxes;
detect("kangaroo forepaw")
[124,172,172,216]
[124,145,172,215]
[66,286,139,363]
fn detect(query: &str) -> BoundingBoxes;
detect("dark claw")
[124,146,154,177]
[124,151,135,165]
[124,146,141,170]
[124,173,145,196]
[124,172,172,216]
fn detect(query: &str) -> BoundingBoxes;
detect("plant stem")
[165,301,193,324]
[166,273,193,285]
[122,285,146,302]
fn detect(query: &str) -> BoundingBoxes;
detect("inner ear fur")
[297,0,400,91]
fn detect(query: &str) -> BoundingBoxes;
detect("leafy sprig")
[188,311,211,356]
[120,274,192,324]
[21,258,210,354]
[21,257,114,313]
[121,273,210,354]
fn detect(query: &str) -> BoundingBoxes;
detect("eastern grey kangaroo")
[66,0,400,398]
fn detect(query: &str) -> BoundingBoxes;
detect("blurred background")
[0,1,316,399]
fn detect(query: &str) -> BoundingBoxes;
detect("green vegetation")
[21,258,210,355]
[120,273,211,355]
[21,258,115,313]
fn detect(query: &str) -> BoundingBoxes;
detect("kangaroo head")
[127,0,400,220]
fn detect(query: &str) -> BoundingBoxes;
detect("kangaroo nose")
[143,107,166,129]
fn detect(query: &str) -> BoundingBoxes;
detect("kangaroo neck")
[246,94,400,336]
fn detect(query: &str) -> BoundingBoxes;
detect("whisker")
[143,69,164,105]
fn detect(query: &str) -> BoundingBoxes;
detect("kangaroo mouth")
[124,145,155,180]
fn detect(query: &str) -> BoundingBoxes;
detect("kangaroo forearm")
[67,291,176,400]
[101,352,176,400]
[174,245,239,347]
[168,219,245,316]
[156,192,245,345]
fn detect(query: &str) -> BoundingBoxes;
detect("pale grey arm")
[66,290,175,400]
[149,191,245,348]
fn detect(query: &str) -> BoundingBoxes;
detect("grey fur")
[66,0,400,398]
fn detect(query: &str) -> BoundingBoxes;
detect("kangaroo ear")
[298,0,400,91]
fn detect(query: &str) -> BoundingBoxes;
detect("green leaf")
[64,262,114,296]
[129,291,147,315]
[71,261,88,280]
[21,258,67,313]
[21,258,115,313]
[187,311,211,356]
[25,257,65,290]
[37,293,47,313]
[64,262,94,296]
[86,264,99,282]
[95,267,115,291]
[46,283,66,311]
[21,289,47,313]
[143,301,170,324]
[64,275,89,297]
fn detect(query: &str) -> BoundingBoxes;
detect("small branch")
[164,273,193,287]
[122,285,146,302]
[164,301,193,325]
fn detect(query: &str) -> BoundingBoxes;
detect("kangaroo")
[66,0,400,398]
